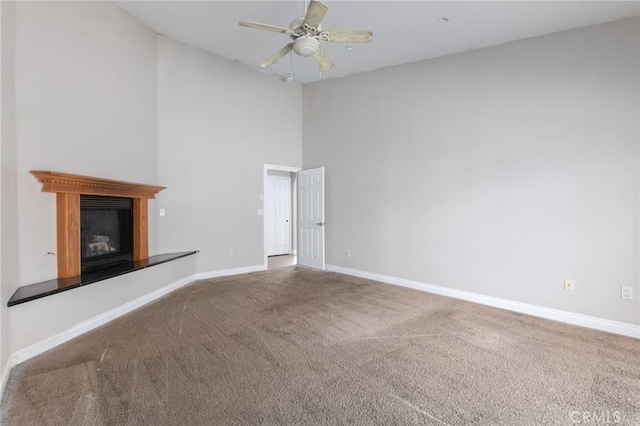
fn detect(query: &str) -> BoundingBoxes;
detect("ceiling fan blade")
[303,0,328,29]
[324,30,373,43]
[239,21,292,35]
[313,48,334,71]
[260,43,294,68]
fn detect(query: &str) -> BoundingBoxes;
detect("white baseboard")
[0,273,196,402]
[9,274,197,367]
[8,264,266,365]
[326,264,640,339]
[194,264,266,280]
[3,262,634,401]
[0,355,15,405]
[0,264,265,401]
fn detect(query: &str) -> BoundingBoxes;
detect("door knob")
[317,222,325,227]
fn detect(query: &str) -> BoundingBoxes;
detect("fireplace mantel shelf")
[8,251,198,307]
[31,171,166,199]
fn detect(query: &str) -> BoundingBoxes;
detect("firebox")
[80,195,133,274]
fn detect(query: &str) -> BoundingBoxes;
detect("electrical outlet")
[564,279,575,292]
[346,250,351,257]
[159,208,166,217]
[621,287,633,300]
[228,250,234,258]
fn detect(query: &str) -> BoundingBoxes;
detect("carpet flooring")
[2,265,639,425]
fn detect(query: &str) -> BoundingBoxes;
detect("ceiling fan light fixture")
[293,36,319,57]
[239,0,372,72]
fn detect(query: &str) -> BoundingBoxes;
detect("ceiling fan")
[239,0,373,71]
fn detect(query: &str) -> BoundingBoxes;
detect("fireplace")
[30,171,166,279]
[81,195,133,274]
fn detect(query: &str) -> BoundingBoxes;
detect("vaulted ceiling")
[115,1,639,84]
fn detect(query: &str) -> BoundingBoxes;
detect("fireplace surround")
[30,171,165,278]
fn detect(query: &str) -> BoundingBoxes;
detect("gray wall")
[1,1,637,368]
[14,1,160,285]
[1,1,190,355]
[156,37,302,273]
[1,0,18,369]
[1,1,303,358]
[303,18,639,325]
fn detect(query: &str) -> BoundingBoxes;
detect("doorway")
[266,172,292,256]
[263,165,300,270]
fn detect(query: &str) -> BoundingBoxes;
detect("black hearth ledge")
[8,251,198,307]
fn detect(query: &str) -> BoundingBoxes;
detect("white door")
[298,167,325,270]
[266,175,291,256]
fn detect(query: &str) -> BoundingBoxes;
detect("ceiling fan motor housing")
[293,36,319,57]
[289,18,321,34]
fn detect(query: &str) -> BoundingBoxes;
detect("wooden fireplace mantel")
[30,171,165,199]
[31,171,166,278]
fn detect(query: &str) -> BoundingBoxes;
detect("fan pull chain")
[319,45,323,79]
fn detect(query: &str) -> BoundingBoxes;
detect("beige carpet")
[2,266,639,425]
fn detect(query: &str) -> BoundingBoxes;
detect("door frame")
[263,164,301,270]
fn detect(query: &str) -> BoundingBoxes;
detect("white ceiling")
[114,1,639,84]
